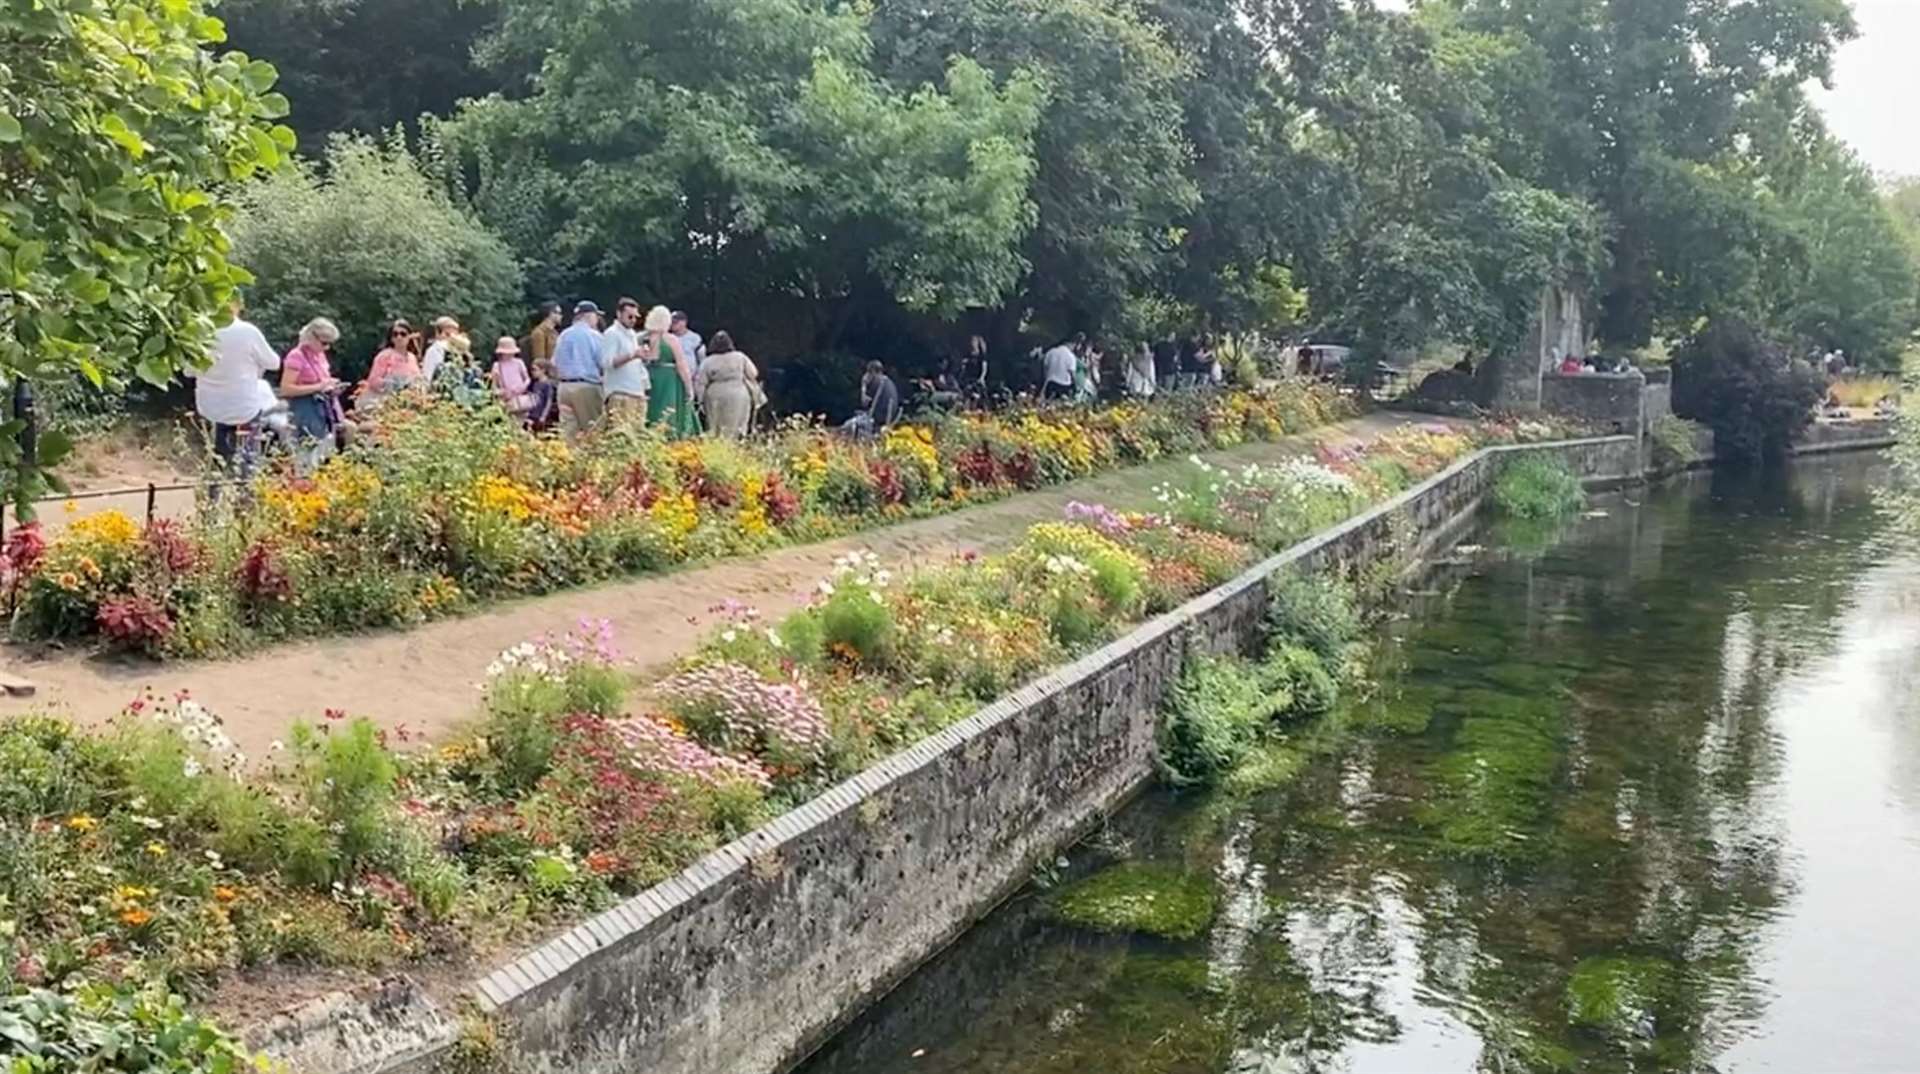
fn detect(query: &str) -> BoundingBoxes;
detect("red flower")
[4,522,46,575]
[760,473,801,526]
[238,541,291,602]
[955,444,998,487]
[96,595,174,649]
[143,519,199,573]
[868,461,905,505]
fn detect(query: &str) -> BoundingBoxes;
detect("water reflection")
[802,456,1916,1074]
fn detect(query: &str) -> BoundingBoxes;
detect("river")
[801,454,1920,1074]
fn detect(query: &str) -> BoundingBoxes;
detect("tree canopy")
[0,0,293,497]
[36,0,1920,394]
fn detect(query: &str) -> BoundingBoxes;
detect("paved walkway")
[0,412,1438,758]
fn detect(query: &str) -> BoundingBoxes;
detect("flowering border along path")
[5,384,1353,658]
[0,413,1582,1054]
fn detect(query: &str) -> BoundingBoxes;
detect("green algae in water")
[1220,743,1308,797]
[1051,863,1217,941]
[1566,956,1679,1039]
[1419,696,1565,860]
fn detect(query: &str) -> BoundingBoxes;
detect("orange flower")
[119,907,153,928]
[213,886,239,904]
[584,850,622,876]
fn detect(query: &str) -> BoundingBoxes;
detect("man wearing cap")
[554,300,606,442]
[419,315,462,385]
[671,311,705,373]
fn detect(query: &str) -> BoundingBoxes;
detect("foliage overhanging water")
[802,454,1920,1074]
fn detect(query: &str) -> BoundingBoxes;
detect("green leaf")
[134,355,173,387]
[12,241,44,276]
[0,112,20,143]
[241,59,279,94]
[62,270,110,306]
[35,429,73,469]
[77,357,105,389]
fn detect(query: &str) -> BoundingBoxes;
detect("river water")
[802,455,1920,1074]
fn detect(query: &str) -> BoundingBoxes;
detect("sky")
[1810,0,1920,178]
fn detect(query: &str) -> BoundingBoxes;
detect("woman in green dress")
[643,304,698,439]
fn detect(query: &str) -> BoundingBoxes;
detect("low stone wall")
[1797,419,1897,455]
[253,437,1645,1074]
[1541,371,1649,436]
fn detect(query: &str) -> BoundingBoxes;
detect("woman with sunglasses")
[357,319,422,409]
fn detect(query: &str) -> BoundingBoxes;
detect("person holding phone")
[280,317,354,474]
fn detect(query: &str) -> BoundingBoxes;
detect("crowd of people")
[191,296,765,476]
[189,292,1267,474]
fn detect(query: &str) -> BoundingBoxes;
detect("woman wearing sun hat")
[489,336,535,417]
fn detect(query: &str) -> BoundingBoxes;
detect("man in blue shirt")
[554,300,605,443]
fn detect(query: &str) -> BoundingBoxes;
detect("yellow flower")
[737,475,771,538]
[472,475,541,522]
[66,813,98,832]
[55,572,81,591]
[114,885,152,902]
[68,510,140,547]
[143,841,168,858]
[62,499,78,515]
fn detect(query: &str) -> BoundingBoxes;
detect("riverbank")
[804,452,1916,1073]
[245,434,1644,1074]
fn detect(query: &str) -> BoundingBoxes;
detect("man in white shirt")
[1041,333,1082,402]
[671,311,705,372]
[189,296,284,475]
[420,315,461,384]
[600,297,650,417]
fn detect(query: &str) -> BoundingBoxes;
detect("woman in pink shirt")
[280,317,353,474]
[490,336,535,417]
[357,320,422,407]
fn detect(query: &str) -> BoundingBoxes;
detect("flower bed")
[4,385,1354,658]
[0,417,1584,1041]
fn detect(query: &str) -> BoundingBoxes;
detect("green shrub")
[228,135,525,380]
[1491,455,1585,520]
[1263,643,1339,720]
[1266,573,1360,665]
[1156,657,1272,787]
[0,983,269,1071]
[287,718,399,885]
[818,584,897,665]
[1649,414,1704,470]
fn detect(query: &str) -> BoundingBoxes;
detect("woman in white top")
[1126,341,1157,398]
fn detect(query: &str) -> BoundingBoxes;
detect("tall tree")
[1441,0,1858,348]
[430,0,1045,353]
[869,0,1197,337]
[0,0,291,498]
[217,0,509,152]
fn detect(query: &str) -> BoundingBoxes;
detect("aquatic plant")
[1491,454,1586,520]
[1566,955,1679,1040]
[1050,863,1218,941]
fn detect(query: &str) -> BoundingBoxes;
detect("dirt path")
[0,411,1436,758]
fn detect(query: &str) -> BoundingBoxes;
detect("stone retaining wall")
[252,436,1647,1074]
